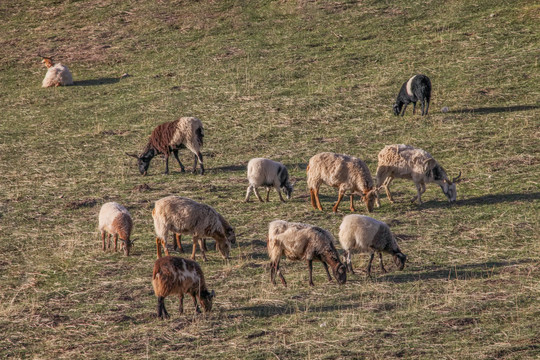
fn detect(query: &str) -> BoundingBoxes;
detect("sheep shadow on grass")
[420,192,540,209]
[237,302,359,318]
[74,77,120,86]
[448,104,539,114]
[379,259,536,284]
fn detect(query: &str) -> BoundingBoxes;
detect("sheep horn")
[125,152,139,159]
[452,171,462,183]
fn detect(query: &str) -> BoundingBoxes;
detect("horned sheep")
[152,196,236,261]
[267,220,347,287]
[245,158,294,203]
[98,202,133,256]
[375,144,461,205]
[152,256,215,318]
[393,74,431,116]
[126,117,204,175]
[307,152,378,213]
[339,214,406,276]
[40,55,74,88]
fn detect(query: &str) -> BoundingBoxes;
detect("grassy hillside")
[1,0,539,358]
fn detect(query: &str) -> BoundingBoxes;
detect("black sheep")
[393,74,431,116]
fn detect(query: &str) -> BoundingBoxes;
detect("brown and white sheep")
[245,158,294,203]
[152,196,236,260]
[126,117,204,175]
[339,214,406,276]
[40,55,73,87]
[98,202,133,256]
[152,256,215,318]
[375,144,461,205]
[267,220,347,287]
[307,152,378,213]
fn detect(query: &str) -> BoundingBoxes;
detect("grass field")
[1,0,539,358]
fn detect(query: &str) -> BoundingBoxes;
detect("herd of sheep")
[42,57,461,319]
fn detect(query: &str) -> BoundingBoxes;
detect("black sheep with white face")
[393,74,431,116]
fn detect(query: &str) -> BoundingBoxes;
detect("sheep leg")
[411,182,423,204]
[321,261,332,282]
[101,231,106,251]
[190,293,201,313]
[192,154,198,174]
[197,152,204,175]
[265,187,271,202]
[275,262,287,287]
[349,194,355,212]
[157,296,169,319]
[421,100,425,116]
[307,260,315,286]
[199,238,208,252]
[309,189,317,209]
[114,234,118,252]
[270,261,277,285]
[275,186,285,203]
[107,233,111,249]
[192,237,207,261]
[366,252,375,277]
[332,189,345,213]
[400,103,408,116]
[384,177,395,203]
[164,154,170,174]
[156,237,162,258]
[175,233,184,253]
[425,100,430,115]
[314,187,324,211]
[412,102,416,115]
[172,150,185,172]
[253,187,264,202]
[344,250,355,274]
[245,185,253,202]
[379,253,387,273]
[178,294,184,314]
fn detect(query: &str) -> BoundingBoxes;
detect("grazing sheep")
[98,202,133,256]
[152,196,236,261]
[245,158,294,203]
[393,74,431,116]
[267,220,347,287]
[375,144,461,205]
[126,117,204,175]
[40,55,73,87]
[307,152,378,213]
[339,214,406,276]
[152,256,215,318]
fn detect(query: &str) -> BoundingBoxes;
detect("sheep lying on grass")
[152,196,236,260]
[339,214,406,277]
[307,152,378,213]
[245,158,294,203]
[393,74,431,116]
[376,144,461,205]
[126,117,204,175]
[152,256,215,318]
[98,202,133,256]
[267,220,347,287]
[40,55,73,88]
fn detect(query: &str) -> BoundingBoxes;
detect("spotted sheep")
[152,196,236,261]
[267,220,347,287]
[152,256,215,318]
[339,214,406,277]
[245,158,294,203]
[126,117,204,175]
[307,152,378,213]
[98,202,133,256]
[40,55,73,88]
[375,144,462,205]
[393,74,431,116]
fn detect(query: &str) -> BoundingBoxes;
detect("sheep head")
[199,289,215,312]
[38,54,55,68]
[361,189,378,213]
[333,262,347,284]
[393,252,407,271]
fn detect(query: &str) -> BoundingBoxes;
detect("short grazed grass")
[0,0,539,359]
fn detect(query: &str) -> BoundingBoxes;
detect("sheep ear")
[423,158,437,173]
[125,152,139,159]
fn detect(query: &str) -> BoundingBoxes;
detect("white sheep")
[245,158,294,203]
[40,56,73,88]
[126,117,204,175]
[375,144,461,205]
[98,202,133,256]
[152,256,215,318]
[267,220,347,287]
[152,196,236,260]
[307,152,378,213]
[339,214,406,276]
